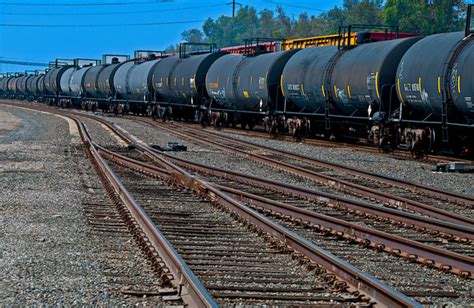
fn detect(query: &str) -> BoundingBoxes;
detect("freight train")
[1,9,473,157]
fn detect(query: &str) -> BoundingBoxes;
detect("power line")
[0,3,226,16]
[0,59,49,66]
[0,19,207,27]
[0,0,173,6]
[267,1,324,12]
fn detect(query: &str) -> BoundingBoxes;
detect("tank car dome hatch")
[281,46,339,113]
[153,51,227,105]
[396,32,474,124]
[206,49,300,112]
[330,36,421,118]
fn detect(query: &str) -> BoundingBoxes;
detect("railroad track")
[99,142,474,305]
[72,109,473,303]
[1,101,424,307]
[139,119,473,225]
[189,122,473,165]
[104,151,368,306]
[4,101,473,306]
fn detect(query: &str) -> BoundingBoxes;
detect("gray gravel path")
[0,105,170,305]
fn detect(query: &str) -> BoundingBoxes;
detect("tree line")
[167,0,468,52]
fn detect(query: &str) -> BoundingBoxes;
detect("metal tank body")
[37,75,45,94]
[126,59,161,101]
[0,77,8,94]
[15,76,24,94]
[154,52,226,105]
[152,56,179,101]
[331,37,420,118]
[44,66,73,94]
[83,65,105,98]
[206,50,299,112]
[7,77,19,94]
[281,46,339,113]
[59,67,76,96]
[19,76,34,95]
[97,62,125,98]
[397,32,474,124]
[26,75,39,94]
[16,76,28,95]
[113,61,135,99]
[69,66,93,97]
[1,77,13,94]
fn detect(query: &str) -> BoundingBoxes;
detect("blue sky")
[0,0,343,73]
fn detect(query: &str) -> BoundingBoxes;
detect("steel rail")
[0,102,454,305]
[98,146,473,278]
[218,186,474,277]
[69,117,219,307]
[144,149,473,242]
[67,116,420,306]
[214,124,474,165]
[136,144,421,308]
[170,122,474,207]
[146,121,474,226]
[5,103,471,239]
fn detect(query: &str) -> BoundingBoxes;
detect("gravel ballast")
[0,105,170,305]
[102,116,473,196]
[216,130,474,196]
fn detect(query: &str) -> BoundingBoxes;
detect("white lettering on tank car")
[466,97,473,110]
[287,84,300,91]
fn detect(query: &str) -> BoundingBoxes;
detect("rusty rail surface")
[152,118,473,165]
[47,106,472,243]
[147,149,473,242]
[5,102,471,238]
[218,186,474,278]
[177,122,474,207]
[124,145,421,307]
[145,121,474,226]
[43,106,419,306]
[19,107,219,307]
[212,124,474,165]
[100,147,474,278]
[2,102,466,305]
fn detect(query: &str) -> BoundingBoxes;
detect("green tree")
[345,0,384,25]
[257,9,277,37]
[172,1,468,50]
[274,6,294,38]
[384,0,466,34]
[181,28,206,43]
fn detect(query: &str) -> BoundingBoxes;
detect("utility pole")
[227,0,241,17]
